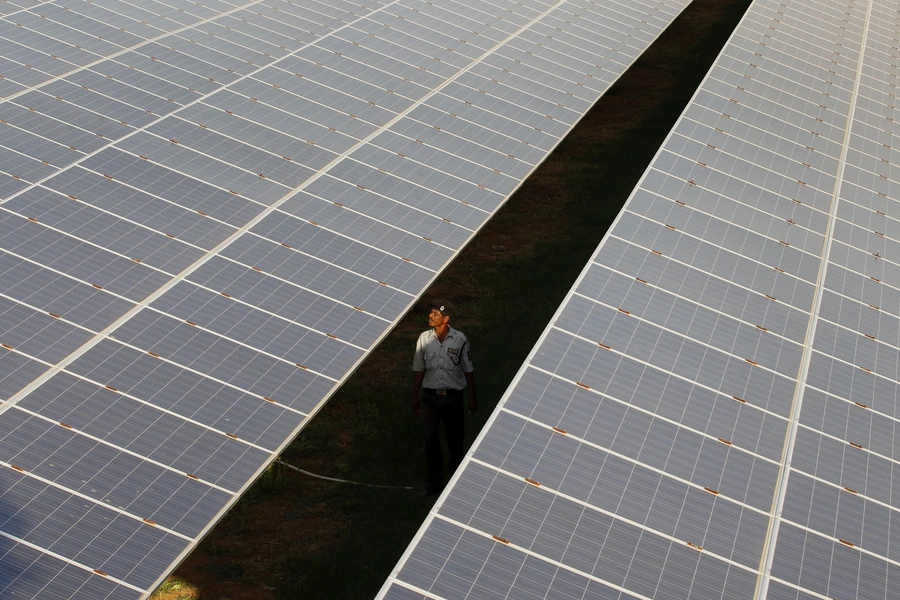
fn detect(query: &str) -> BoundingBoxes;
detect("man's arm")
[465,371,476,415]
[412,370,425,414]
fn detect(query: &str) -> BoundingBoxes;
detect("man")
[411,299,476,497]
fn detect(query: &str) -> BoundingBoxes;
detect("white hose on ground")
[275,459,416,490]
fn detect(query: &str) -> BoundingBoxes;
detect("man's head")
[427,298,454,328]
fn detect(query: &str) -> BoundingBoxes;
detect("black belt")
[424,388,462,396]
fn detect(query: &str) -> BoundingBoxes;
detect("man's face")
[428,308,447,328]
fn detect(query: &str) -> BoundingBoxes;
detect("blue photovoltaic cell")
[382,0,900,598]
[0,0,695,596]
[0,536,142,600]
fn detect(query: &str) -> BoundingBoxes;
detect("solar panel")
[380,0,900,598]
[0,0,693,596]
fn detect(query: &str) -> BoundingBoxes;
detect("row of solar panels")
[380,0,900,598]
[0,0,693,596]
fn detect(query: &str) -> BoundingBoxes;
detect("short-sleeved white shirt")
[412,326,473,391]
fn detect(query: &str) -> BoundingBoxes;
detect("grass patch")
[149,577,199,600]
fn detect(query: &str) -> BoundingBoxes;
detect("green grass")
[172,0,755,597]
[148,577,198,600]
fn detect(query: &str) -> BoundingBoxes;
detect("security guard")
[411,299,476,497]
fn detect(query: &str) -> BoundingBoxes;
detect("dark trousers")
[420,391,464,489]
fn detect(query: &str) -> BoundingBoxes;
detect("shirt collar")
[429,326,457,340]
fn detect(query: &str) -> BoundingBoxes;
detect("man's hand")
[412,370,424,415]
[468,397,477,415]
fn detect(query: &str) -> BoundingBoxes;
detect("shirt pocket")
[444,348,463,372]
[424,351,439,370]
